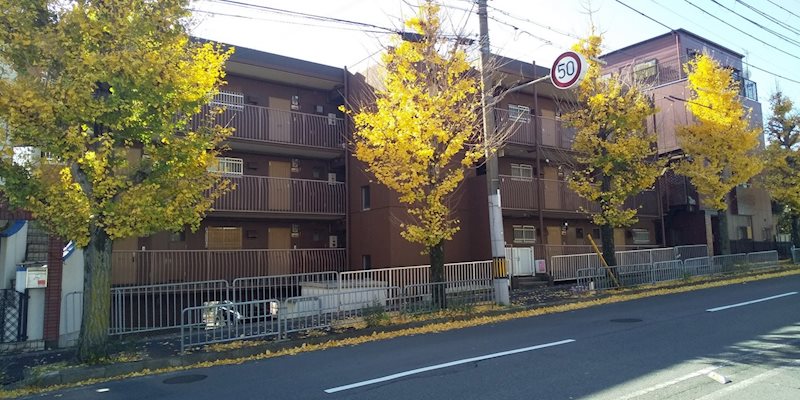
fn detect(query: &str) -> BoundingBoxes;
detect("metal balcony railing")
[214,175,345,215]
[192,103,345,150]
[495,110,576,149]
[499,176,658,216]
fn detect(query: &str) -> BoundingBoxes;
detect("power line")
[191,8,390,34]
[614,0,800,85]
[208,0,397,33]
[678,0,800,62]
[735,0,800,37]
[486,4,582,40]
[765,0,800,22]
[708,0,800,48]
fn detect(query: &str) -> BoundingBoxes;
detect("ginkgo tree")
[561,31,662,267]
[346,3,487,304]
[0,0,231,360]
[675,54,762,255]
[764,92,800,248]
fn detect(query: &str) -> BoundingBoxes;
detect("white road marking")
[96,388,110,393]
[706,292,798,312]
[694,366,788,400]
[617,366,719,400]
[323,339,576,394]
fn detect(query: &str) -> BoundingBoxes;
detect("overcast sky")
[191,0,800,116]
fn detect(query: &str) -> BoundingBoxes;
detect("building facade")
[601,29,773,255]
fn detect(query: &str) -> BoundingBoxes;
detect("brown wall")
[220,150,338,180]
[224,74,341,116]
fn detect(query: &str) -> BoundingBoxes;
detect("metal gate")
[505,247,535,276]
[1,289,27,343]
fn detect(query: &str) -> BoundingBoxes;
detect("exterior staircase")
[24,221,49,265]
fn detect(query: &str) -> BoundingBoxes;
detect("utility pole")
[477,0,509,305]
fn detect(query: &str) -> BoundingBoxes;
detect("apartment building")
[601,29,773,254]
[110,44,351,286]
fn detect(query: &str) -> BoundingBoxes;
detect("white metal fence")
[577,250,782,292]
[114,261,494,337]
[181,298,280,351]
[551,245,710,282]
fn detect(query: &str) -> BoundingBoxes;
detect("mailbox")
[15,265,48,292]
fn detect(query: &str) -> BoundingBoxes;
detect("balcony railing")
[500,176,658,216]
[111,248,346,286]
[495,110,576,149]
[192,104,345,150]
[214,175,345,215]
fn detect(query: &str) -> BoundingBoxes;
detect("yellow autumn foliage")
[763,92,800,216]
[562,32,662,228]
[346,4,481,251]
[675,54,763,211]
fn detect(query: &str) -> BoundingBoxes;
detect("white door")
[505,247,535,276]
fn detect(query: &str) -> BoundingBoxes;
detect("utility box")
[15,265,48,292]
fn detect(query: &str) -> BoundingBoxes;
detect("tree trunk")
[717,209,731,255]
[600,173,617,267]
[77,226,112,362]
[791,215,800,249]
[600,223,617,267]
[429,241,446,309]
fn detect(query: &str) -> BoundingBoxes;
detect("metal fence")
[111,248,346,286]
[0,289,27,343]
[578,250,781,292]
[400,278,495,314]
[793,248,800,264]
[181,298,280,351]
[111,280,229,335]
[114,261,493,337]
[550,245,710,282]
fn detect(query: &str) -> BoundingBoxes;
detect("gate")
[1,289,27,343]
[505,247,535,276]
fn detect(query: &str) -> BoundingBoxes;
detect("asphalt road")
[28,275,800,400]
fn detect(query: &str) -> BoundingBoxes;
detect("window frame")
[510,163,534,180]
[513,225,536,244]
[508,104,531,123]
[361,185,371,211]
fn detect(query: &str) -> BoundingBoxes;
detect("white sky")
[190,0,800,114]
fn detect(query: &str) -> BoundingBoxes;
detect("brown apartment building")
[110,45,351,286]
[601,29,773,255]
[109,28,773,284]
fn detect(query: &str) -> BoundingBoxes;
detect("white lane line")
[694,366,788,400]
[706,292,798,312]
[617,366,719,400]
[323,339,575,394]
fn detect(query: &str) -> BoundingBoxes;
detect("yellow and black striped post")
[492,257,507,278]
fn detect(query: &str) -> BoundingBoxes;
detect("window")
[362,254,372,270]
[510,163,534,179]
[513,225,536,243]
[169,231,185,242]
[575,228,584,239]
[631,228,650,244]
[206,227,242,249]
[361,185,371,210]
[312,167,322,179]
[508,104,531,123]
[686,49,701,60]
[209,157,243,175]
[738,226,752,240]
[633,59,657,82]
[592,228,601,240]
[210,91,244,111]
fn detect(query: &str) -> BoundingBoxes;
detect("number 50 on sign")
[550,51,588,90]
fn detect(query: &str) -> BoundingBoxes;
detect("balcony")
[495,110,576,149]
[499,176,659,216]
[192,103,345,153]
[111,248,346,286]
[213,175,345,217]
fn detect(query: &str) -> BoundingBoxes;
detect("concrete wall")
[1,221,28,289]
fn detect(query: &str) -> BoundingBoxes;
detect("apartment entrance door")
[268,97,292,143]
[267,227,292,275]
[540,108,557,147]
[267,227,291,249]
[268,161,292,211]
[542,166,561,210]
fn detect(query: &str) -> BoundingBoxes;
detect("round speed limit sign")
[550,51,588,90]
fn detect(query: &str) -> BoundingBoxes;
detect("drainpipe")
[343,67,350,272]
[533,64,544,253]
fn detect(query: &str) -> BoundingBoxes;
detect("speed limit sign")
[550,51,588,90]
